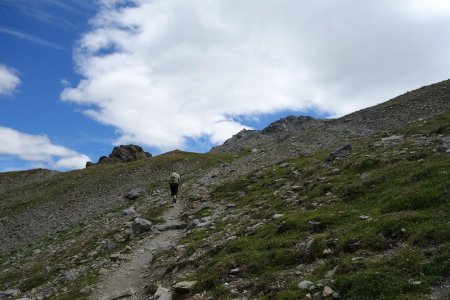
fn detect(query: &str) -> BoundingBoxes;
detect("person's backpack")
[169,172,179,184]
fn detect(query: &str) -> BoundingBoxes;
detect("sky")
[1,0,450,172]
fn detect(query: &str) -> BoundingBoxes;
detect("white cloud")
[62,0,450,150]
[0,64,21,95]
[0,127,90,170]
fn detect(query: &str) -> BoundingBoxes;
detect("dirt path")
[89,201,185,300]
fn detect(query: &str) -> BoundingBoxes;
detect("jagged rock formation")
[86,144,152,167]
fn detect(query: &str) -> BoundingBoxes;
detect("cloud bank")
[0,64,21,95]
[0,127,90,170]
[62,0,450,150]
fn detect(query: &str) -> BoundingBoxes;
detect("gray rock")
[79,286,93,295]
[125,189,144,200]
[110,253,124,262]
[132,218,153,236]
[0,289,21,299]
[58,270,77,283]
[272,213,284,219]
[103,242,117,251]
[123,207,137,216]
[173,281,197,294]
[107,288,135,300]
[328,144,352,161]
[323,286,334,297]
[298,280,314,289]
[230,268,240,275]
[154,285,172,300]
[325,266,338,278]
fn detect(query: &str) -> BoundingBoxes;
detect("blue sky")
[1,0,450,172]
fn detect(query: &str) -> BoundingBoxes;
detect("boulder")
[298,280,314,289]
[174,281,197,294]
[154,285,172,300]
[58,270,77,283]
[323,286,334,297]
[132,218,153,236]
[328,144,352,161]
[125,189,144,200]
[0,289,21,299]
[123,207,137,216]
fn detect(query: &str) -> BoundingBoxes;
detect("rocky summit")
[86,144,152,167]
[0,80,450,300]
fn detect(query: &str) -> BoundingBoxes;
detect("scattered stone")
[291,185,301,191]
[186,292,208,299]
[40,287,57,299]
[32,249,42,255]
[121,246,132,253]
[103,242,117,251]
[109,288,135,299]
[298,280,314,289]
[332,292,340,299]
[230,268,240,275]
[272,213,284,219]
[0,289,21,298]
[226,204,236,209]
[132,218,153,236]
[323,286,334,297]
[308,220,325,232]
[325,266,338,278]
[85,161,95,168]
[359,215,370,221]
[279,163,290,168]
[80,286,93,295]
[123,207,137,216]
[193,203,210,213]
[251,148,258,153]
[305,293,312,299]
[359,172,369,180]
[58,270,77,283]
[323,248,332,255]
[110,253,125,262]
[125,189,144,200]
[174,281,197,294]
[328,144,352,161]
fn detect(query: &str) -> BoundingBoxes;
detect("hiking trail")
[89,201,185,300]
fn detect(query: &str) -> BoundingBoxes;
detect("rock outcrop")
[86,144,152,167]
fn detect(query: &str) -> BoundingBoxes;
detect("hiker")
[168,170,181,203]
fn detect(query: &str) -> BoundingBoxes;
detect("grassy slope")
[176,112,450,299]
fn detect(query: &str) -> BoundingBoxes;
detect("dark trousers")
[169,183,179,196]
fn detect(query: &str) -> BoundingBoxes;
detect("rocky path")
[89,201,185,300]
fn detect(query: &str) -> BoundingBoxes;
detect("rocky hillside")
[0,79,449,300]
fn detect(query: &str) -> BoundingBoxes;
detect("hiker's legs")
[169,183,179,203]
